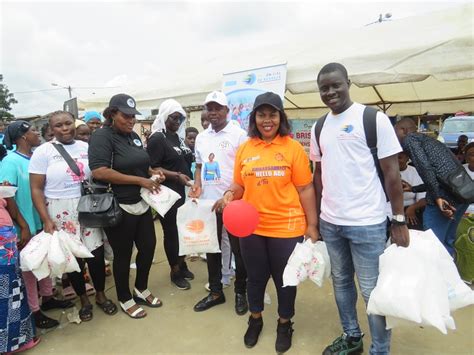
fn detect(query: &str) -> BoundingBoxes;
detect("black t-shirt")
[88,126,150,204]
[147,131,193,195]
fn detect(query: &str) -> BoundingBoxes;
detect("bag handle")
[52,143,81,177]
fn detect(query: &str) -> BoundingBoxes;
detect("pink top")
[0,198,13,227]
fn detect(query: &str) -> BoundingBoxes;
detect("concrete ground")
[29,222,473,355]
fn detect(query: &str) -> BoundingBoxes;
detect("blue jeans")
[423,203,468,256]
[320,219,390,355]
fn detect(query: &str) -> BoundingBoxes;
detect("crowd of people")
[0,62,472,355]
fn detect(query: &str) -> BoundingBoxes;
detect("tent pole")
[372,86,387,112]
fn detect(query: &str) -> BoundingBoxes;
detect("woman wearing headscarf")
[83,111,104,133]
[30,111,117,322]
[1,121,75,329]
[88,94,164,319]
[147,99,194,290]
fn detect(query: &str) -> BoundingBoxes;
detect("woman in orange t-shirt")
[213,92,318,353]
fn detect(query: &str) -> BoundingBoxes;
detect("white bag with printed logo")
[141,185,181,217]
[177,199,220,255]
[283,239,331,287]
[20,231,51,271]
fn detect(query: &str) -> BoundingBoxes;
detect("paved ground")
[28,222,474,354]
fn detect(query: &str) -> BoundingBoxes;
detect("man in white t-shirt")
[189,91,248,315]
[310,63,409,355]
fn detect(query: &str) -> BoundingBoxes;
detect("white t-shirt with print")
[401,165,426,206]
[195,122,247,201]
[310,102,402,226]
[29,141,91,199]
[463,163,474,214]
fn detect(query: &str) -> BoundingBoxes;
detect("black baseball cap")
[3,120,31,150]
[108,93,141,115]
[252,92,284,112]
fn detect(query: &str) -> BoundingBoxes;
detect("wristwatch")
[391,214,407,225]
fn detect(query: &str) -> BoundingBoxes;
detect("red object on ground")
[223,200,259,238]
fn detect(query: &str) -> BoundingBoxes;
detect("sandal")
[96,299,118,315]
[79,304,93,322]
[86,283,96,296]
[62,286,77,301]
[133,288,162,308]
[119,299,146,319]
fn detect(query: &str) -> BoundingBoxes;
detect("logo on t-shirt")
[133,139,142,147]
[341,124,354,133]
[219,140,232,150]
[274,153,284,161]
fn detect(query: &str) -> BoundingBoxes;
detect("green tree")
[0,74,18,121]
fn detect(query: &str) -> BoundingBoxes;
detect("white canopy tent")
[79,4,474,117]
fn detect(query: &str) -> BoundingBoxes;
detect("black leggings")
[239,234,302,319]
[67,245,106,296]
[104,208,156,302]
[206,213,247,294]
[158,198,185,268]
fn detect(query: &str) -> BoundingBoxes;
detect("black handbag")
[439,165,474,204]
[52,144,123,228]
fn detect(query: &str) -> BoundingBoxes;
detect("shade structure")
[79,4,474,116]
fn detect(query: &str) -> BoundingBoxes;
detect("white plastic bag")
[177,199,220,255]
[32,257,51,281]
[283,239,331,287]
[48,232,67,278]
[367,229,472,334]
[308,241,331,287]
[141,185,181,217]
[58,230,93,258]
[20,231,51,271]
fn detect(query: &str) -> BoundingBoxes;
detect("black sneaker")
[322,333,364,355]
[180,261,194,280]
[40,298,74,311]
[244,315,263,348]
[34,311,59,329]
[171,272,191,290]
[275,319,294,354]
[181,269,195,281]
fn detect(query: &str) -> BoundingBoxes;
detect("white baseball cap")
[204,91,228,107]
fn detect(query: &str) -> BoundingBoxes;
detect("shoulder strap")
[52,143,81,177]
[314,113,328,155]
[362,106,387,199]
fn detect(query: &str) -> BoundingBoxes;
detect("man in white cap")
[189,91,248,315]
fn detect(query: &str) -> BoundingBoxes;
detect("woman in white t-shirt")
[30,111,117,322]
[398,151,426,230]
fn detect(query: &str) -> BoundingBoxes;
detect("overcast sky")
[1,0,469,117]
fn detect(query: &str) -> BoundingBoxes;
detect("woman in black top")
[147,99,194,290]
[88,93,164,319]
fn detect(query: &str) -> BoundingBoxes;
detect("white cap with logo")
[204,91,228,107]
